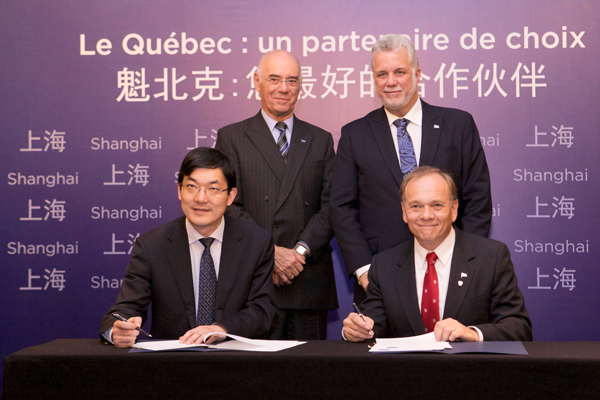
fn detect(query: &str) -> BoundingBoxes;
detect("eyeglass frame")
[180,183,230,198]
[259,74,301,88]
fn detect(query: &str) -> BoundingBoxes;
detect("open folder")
[130,332,306,353]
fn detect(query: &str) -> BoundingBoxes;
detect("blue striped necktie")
[275,121,289,164]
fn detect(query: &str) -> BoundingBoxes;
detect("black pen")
[111,313,152,337]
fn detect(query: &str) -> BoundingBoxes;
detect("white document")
[369,332,452,353]
[135,332,306,352]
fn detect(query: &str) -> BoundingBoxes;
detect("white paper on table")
[135,332,306,352]
[369,332,452,353]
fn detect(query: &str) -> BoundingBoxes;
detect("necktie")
[197,237,217,326]
[393,118,416,178]
[275,121,289,164]
[422,252,440,334]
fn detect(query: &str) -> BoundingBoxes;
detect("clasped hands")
[272,245,305,287]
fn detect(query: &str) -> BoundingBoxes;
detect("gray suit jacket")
[216,111,338,310]
[362,229,532,341]
[100,216,278,340]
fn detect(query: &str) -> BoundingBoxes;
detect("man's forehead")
[185,167,225,181]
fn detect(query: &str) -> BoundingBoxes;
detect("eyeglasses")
[182,183,229,198]
[260,75,301,89]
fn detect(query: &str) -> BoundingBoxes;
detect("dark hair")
[399,166,458,203]
[178,147,236,191]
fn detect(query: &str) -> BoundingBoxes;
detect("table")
[4,339,600,399]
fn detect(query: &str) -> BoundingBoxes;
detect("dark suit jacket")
[362,229,532,341]
[216,111,338,310]
[330,101,492,277]
[99,216,278,340]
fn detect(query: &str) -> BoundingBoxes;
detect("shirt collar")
[261,109,294,133]
[384,97,422,128]
[185,217,225,245]
[414,227,456,270]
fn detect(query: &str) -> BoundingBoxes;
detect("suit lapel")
[275,117,312,212]
[419,100,443,166]
[165,217,197,329]
[246,112,286,183]
[215,217,244,319]
[443,230,476,319]
[395,245,426,335]
[370,107,404,186]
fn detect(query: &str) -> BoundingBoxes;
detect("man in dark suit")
[343,166,531,342]
[216,49,337,340]
[330,34,492,305]
[100,147,277,348]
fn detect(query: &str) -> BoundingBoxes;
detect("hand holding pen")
[111,313,152,337]
[342,303,374,342]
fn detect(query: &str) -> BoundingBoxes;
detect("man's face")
[178,168,237,237]
[401,174,458,251]
[254,50,301,121]
[372,48,421,117]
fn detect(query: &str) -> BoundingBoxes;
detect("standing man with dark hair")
[100,147,278,347]
[330,34,492,305]
[216,49,337,340]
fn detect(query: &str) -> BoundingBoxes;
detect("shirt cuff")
[469,326,484,341]
[354,265,370,279]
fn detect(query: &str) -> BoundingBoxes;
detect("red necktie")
[422,252,440,333]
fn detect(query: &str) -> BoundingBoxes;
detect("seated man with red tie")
[100,147,278,348]
[343,166,532,342]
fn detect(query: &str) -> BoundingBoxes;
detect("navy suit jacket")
[100,216,278,340]
[216,111,337,310]
[362,229,532,341]
[330,101,492,277]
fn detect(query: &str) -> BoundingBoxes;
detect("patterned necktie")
[422,252,440,334]
[197,237,217,326]
[275,121,289,164]
[394,118,416,178]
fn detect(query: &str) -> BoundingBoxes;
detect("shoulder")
[341,107,384,132]
[137,216,186,243]
[293,116,332,140]
[455,229,508,258]
[422,100,474,121]
[224,216,272,243]
[218,112,262,135]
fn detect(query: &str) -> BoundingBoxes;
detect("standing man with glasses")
[216,49,338,340]
[100,147,278,347]
[330,34,492,306]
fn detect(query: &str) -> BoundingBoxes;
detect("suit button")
[264,196,269,202]
[273,224,278,231]
[304,201,309,206]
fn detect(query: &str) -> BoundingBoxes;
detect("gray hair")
[371,34,419,71]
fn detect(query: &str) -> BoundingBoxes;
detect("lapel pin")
[461,272,467,278]
[301,139,306,143]
[458,280,464,286]
[434,124,440,129]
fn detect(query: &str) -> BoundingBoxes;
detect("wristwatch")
[294,243,310,258]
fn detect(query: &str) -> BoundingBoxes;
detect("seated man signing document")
[343,166,532,342]
[100,147,278,347]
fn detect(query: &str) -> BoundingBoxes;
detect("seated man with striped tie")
[342,166,532,342]
[100,147,278,348]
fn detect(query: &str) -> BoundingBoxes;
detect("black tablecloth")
[4,339,600,399]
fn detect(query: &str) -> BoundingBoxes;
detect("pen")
[111,313,152,337]
[353,302,367,322]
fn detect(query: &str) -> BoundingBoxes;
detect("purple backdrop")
[2,0,599,386]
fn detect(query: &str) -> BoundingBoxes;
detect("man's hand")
[273,245,305,285]
[342,312,374,342]
[179,324,227,345]
[434,318,480,342]
[358,271,369,292]
[112,316,142,348]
